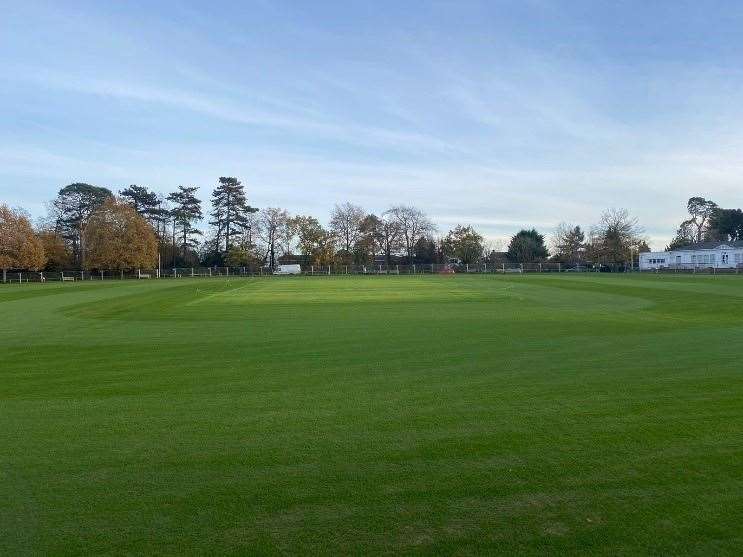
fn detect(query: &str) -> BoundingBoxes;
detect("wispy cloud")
[8,67,469,158]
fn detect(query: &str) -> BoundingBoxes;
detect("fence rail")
[2,263,741,283]
[651,263,743,271]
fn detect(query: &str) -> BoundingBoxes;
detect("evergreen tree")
[708,208,743,242]
[51,183,113,267]
[507,229,549,264]
[684,197,718,243]
[119,185,159,217]
[667,221,695,250]
[209,177,258,254]
[552,224,586,264]
[167,186,203,262]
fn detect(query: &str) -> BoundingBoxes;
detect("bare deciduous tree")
[379,212,403,266]
[329,202,365,253]
[258,208,289,269]
[588,208,645,269]
[385,206,434,264]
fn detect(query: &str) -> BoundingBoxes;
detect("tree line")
[2,177,657,273]
[667,197,743,249]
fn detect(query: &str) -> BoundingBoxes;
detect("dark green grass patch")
[2,275,743,555]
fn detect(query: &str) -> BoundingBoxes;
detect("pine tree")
[210,177,258,255]
[167,186,202,262]
[119,185,159,217]
[51,183,112,266]
[120,186,169,264]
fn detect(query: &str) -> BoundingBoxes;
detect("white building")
[639,241,743,270]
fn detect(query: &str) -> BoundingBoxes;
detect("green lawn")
[2,274,743,555]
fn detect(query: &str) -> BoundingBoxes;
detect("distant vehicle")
[274,264,302,275]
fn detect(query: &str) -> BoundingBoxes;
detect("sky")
[2,0,743,249]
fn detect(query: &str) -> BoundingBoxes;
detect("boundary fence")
[648,263,743,272]
[2,263,741,283]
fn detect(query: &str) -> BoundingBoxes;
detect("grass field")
[2,274,743,555]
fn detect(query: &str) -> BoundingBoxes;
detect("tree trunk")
[78,223,85,268]
[172,221,177,266]
[225,216,231,253]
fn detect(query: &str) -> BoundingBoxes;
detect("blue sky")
[2,0,743,248]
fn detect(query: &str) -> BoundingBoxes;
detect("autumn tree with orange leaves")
[37,229,73,269]
[83,198,158,270]
[0,204,46,279]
